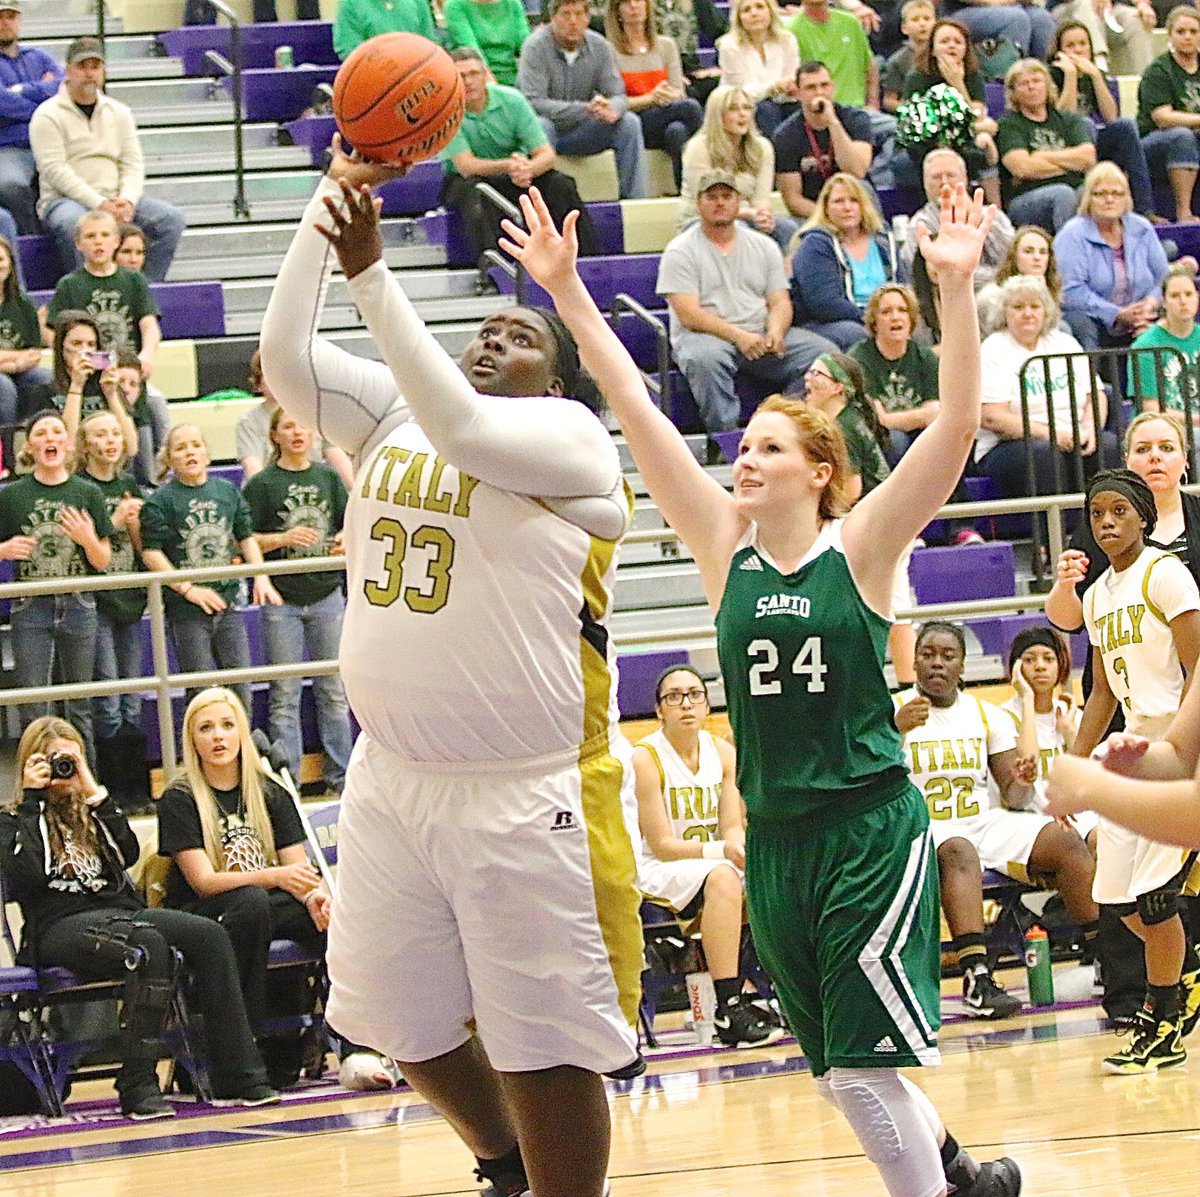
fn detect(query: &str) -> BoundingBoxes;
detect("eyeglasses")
[806,369,835,382]
[660,688,708,707]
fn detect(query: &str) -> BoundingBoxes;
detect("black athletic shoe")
[713,999,786,1048]
[122,1086,175,1121]
[962,966,1023,1020]
[212,1083,281,1108]
[956,1157,1022,1197]
[1102,1010,1186,1075]
[1181,963,1200,1039]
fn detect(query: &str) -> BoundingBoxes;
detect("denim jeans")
[170,608,252,715]
[262,590,353,788]
[11,592,98,763]
[538,113,649,199]
[0,364,53,468]
[952,4,1055,57]
[42,194,186,282]
[1007,184,1081,233]
[637,99,703,190]
[0,146,37,235]
[93,610,145,741]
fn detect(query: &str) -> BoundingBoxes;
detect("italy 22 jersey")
[340,419,630,767]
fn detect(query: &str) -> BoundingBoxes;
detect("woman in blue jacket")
[1054,162,1168,351]
[788,172,902,350]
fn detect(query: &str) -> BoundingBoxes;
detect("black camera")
[47,752,77,781]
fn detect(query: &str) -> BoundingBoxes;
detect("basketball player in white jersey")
[259,142,649,1197]
[895,623,1098,1020]
[634,666,783,1048]
[1070,470,1200,1074]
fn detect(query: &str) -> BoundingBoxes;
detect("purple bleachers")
[492,252,661,310]
[617,649,689,718]
[159,20,336,76]
[29,281,225,339]
[223,64,337,122]
[909,540,1016,605]
[17,234,59,292]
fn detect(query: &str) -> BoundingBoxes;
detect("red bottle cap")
[1025,925,1048,940]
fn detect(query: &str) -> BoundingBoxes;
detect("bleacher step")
[222,268,492,311]
[169,238,447,282]
[107,76,227,111]
[224,294,506,337]
[146,145,313,175]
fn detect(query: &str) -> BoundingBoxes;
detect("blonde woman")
[679,85,795,245]
[789,171,901,349]
[714,0,799,135]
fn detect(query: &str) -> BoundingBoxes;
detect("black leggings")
[38,906,267,1096]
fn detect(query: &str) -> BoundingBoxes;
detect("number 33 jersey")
[716,520,910,823]
[340,419,628,767]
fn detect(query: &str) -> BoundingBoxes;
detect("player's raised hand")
[325,132,410,190]
[498,188,579,295]
[915,183,995,280]
[317,174,383,280]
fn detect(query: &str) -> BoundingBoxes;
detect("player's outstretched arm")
[260,142,411,457]
[501,188,744,608]
[844,184,994,599]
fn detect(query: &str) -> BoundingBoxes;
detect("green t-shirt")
[787,10,872,107]
[902,68,984,103]
[139,476,253,619]
[715,524,909,825]
[995,108,1093,202]
[0,474,114,582]
[848,338,939,414]
[443,0,530,86]
[441,83,548,173]
[1128,322,1200,413]
[46,266,158,354]
[1138,52,1200,135]
[333,0,437,60]
[836,403,890,496]
[242,462,348,608]
[85,470,148,624]
[0,294,41,350]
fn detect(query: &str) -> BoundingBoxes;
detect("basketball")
[331,33,466,164]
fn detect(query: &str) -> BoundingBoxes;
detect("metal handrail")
[480,246,524,306]
[612,293,670,411]
[199,0,250,220]
[476,183,526,301]
[95,0,106,48]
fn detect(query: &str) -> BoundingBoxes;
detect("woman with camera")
[0,716,277,1119]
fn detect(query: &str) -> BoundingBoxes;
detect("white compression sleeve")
[346,259,622,501]
[260,176,411,458]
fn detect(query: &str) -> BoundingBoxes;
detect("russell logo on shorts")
[550,810,578,832]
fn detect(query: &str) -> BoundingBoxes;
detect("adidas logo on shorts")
[739,555,763,571]
[873,1036,897,1054]
[550,810,578,832]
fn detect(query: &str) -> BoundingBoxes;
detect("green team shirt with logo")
[996,108,1092,201]
[1138,52,1200,134]
[0,474,113,581]
[848,337,939,415]
[46,266,158,353]
[0,295,42,350]
[715,521,909,827]
[242,462,348,607]
[139,476,253,619]
[86,470,148,624]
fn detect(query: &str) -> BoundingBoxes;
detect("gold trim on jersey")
[1141,554,1171,627]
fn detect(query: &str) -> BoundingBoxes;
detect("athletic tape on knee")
[827,1068,945,1197]
[1137,885,1182,927]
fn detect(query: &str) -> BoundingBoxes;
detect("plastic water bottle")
[891,214,910,247]
[1024,925,1054,1006]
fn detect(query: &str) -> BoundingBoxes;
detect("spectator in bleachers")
[1055,162,1168,351]
[139,424,281,717]
[935,0,1054,61]
[243,409,353,796]
[899,18,1000,207]
[655,0,729,104]
[634,666,784,1048]
[237,350,355,490]
[1051,22,1157,222]
[977,275,1116,500]
[680,85,795,247]
[788,171,902,350]
[253,0,320,21]
[29,38,186,283]
[60,342,139,469]
[714,0,800,136]
[157,686,331,1090]
[0,0,62,236]
[881,0,934,114]
[115,222,145,271]
[518,0,649,198]
[333,0,437,59]
[0,409,111,761]
[0,714,278,1120]
[773,61,875,222]
[444,0,531,86]
[894,620,1098,1019]
[1129,264,1200,414]
[787,0,878,109]
[657,168,836,432]
[1052,0,1156,79]
[975,222,1063,334]
[0,231,51,468]
[997,58,1097,233]
[606,0,703,189]
[900,147,1014,286]
[1138,6,1200,225]
[848,282,939,460]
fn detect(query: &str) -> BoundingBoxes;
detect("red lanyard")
[803,121,833,180]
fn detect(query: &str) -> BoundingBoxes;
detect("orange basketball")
[332,33,466,164]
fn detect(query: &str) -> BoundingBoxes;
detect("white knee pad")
[827,1068,946,1197]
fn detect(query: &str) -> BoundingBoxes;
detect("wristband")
[702,841,725,861]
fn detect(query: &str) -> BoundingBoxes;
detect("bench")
[159,20,337,76]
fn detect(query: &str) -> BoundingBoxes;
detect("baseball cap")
[66,36,106,65]
[0,1,22,12]
[697,169,738,195]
